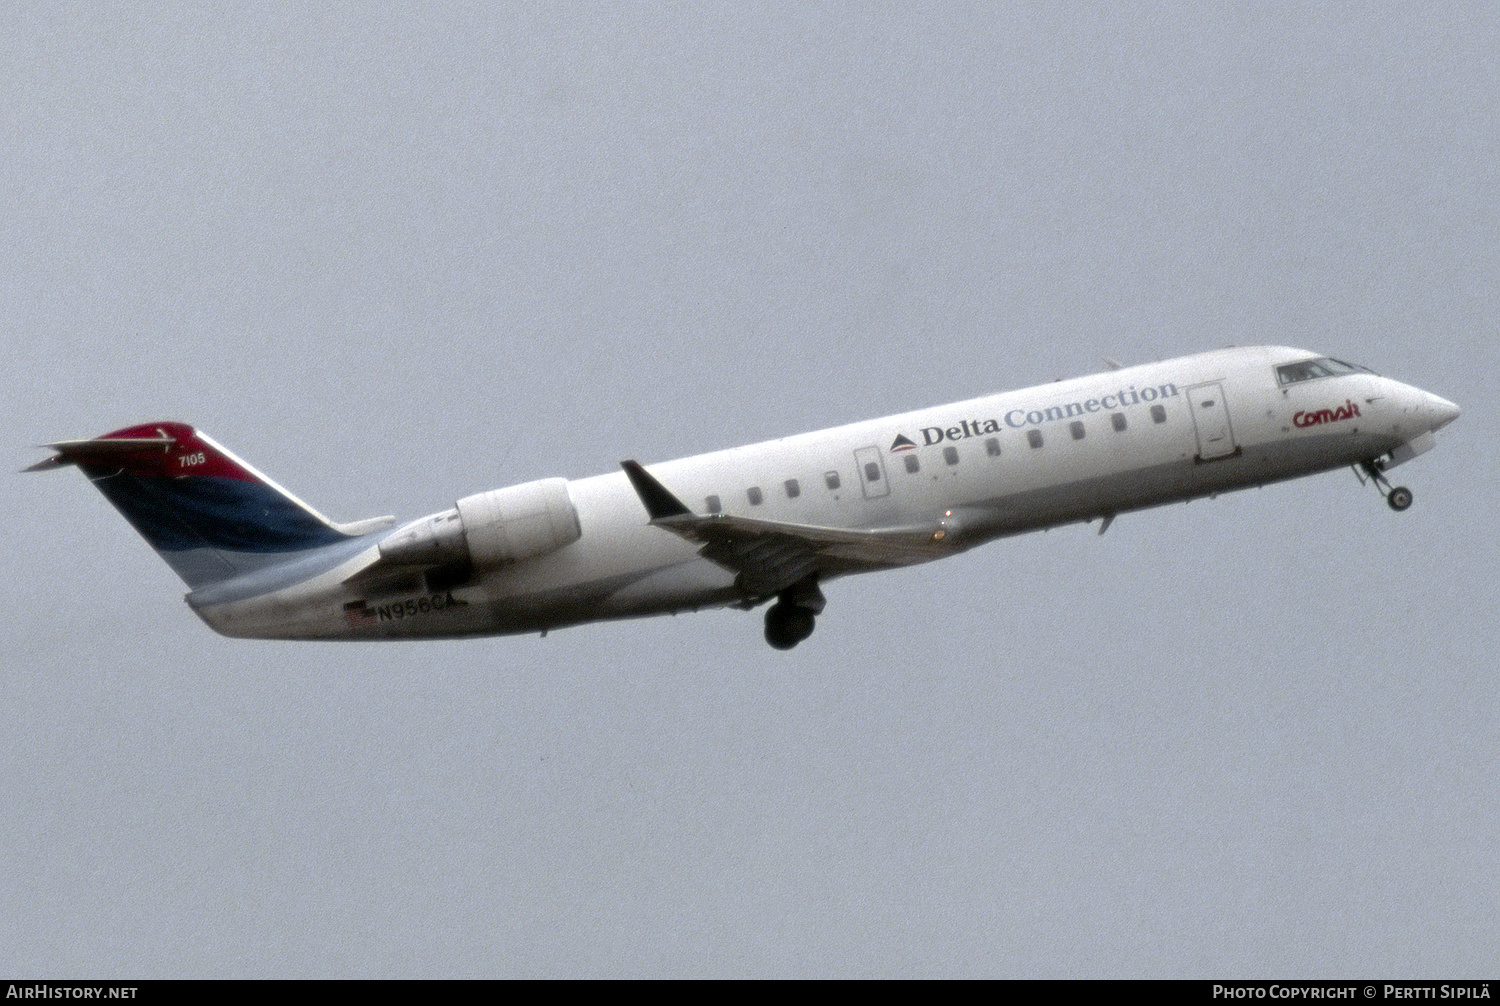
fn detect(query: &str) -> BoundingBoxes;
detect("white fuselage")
[189,346,1458,641]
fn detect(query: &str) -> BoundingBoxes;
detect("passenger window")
[864,462,881,483]
[1111,413,1127,432]
[824,471,841,490]
[1028,430,1043,449]
[1070,421,1085,440]
[747,486,763,505]
[784,479,800,498]
[1151,404,1167,424]
[705,494,721,513]
[943,446,959,465]
[904,454,920,474]
[985,437,1001,457]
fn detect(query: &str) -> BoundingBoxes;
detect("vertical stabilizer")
[27,421,390,587]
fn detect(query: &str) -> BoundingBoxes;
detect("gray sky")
[3,3,1496,978]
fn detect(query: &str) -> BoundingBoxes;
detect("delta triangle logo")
[890,433,917,452]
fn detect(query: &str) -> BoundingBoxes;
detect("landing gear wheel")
[764,602,816,650]
[1358,460,1415,513]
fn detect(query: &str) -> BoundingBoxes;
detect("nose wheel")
[1357,459,1413,512]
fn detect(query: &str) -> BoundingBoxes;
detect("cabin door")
[853,446,890,499]
[1187,382,1238,461]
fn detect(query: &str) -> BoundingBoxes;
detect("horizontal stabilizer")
[24,433,177,471]
[331,515,397,536]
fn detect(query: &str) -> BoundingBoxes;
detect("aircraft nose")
[1426,393,1461,431]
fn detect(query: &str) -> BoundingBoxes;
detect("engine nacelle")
[378,477,582,573]
[456,477,582,567]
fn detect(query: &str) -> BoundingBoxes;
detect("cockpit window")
[1275,357,1372,386]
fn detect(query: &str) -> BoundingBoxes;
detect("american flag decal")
[344,600,376,628]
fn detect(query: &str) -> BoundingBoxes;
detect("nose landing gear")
[1357,459,1413,512]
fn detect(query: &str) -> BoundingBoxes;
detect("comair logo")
[1293,400,1361,428]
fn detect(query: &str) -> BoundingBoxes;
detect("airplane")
[28,346,1458,649]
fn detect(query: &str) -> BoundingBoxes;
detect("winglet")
[620,460,693,520]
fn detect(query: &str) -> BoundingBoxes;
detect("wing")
[620,460,963,600]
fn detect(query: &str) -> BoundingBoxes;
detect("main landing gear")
[1357,459,1413,512]
[763,575,825,650]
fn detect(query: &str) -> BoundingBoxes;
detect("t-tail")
[26,421,393,588]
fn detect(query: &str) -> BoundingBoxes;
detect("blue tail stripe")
[82,467,349,553]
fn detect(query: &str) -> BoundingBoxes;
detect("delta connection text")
[916,382,1181,445]
[1212,987,1490,1000]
